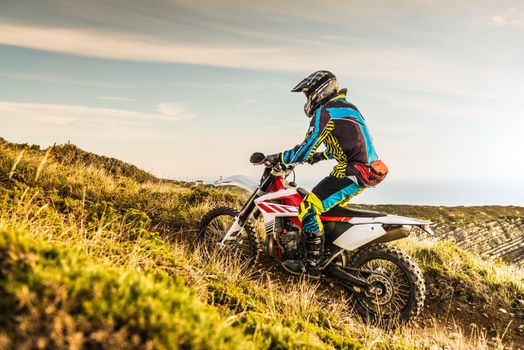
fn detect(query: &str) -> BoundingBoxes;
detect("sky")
[0,0,523,205]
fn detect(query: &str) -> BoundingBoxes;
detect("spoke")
[355,257,412,316]
[203,214,243,256]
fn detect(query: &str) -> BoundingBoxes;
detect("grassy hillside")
[0,138,523,350]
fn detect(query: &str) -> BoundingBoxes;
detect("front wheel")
[346,244,425,324]
[196,206,260,264]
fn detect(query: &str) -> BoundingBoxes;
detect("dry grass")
[1,138,522,349]
[396,237,524,307]
[4,186,503,349]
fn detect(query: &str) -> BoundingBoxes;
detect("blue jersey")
[280,90,384,183]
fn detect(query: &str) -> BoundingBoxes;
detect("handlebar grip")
[250,152,266,164]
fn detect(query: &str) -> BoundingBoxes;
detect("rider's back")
[320,93,380,179]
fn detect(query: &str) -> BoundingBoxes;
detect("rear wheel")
[346,243,425,325]
[196,206,260,264]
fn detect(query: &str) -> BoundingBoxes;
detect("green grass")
[397,238,523,315]
[0,227,253,350]
[0,137,522,349]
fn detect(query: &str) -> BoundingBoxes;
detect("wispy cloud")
[491,8,524,28]
[371,93,511,121]
[0,72,131,89]
[2,22,521,106]
[97,96,135,102]
[169,81,269,90]
[472,7,524,30]
[155,103,194,120]
[0,23,289,70]
[0,101,195,125]
[0,22,453,80]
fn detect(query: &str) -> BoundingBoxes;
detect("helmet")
[291,70,339,117]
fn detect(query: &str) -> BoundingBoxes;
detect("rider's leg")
[281,193,325,277]
[282,176,364,277]
[310,176,364,213]
[301,176,364,236]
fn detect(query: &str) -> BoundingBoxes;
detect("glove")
[264,153,281,165]
[307,152,326,165]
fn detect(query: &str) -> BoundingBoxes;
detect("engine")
[266,218,303,261]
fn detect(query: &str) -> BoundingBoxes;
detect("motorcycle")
[197,152,432,323]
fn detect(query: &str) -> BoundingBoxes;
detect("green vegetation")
[399,239,524,315]
[0,138,522,349]
[0,137,242,233]
[0,227,252,350]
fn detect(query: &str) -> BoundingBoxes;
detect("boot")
[282,231,325,279]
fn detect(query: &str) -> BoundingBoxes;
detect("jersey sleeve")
[280,107,331,164]
[323,149,334,160]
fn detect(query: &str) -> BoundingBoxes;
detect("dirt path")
[255,257,524,349]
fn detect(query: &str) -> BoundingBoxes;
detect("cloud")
[97,96,135,102]
[370,92,516,122]
[0,23,291,70]
[0,73,132,89]
[2,21,522,107]
[472,7,524,29]
[0,22,453,78]
[1,16,523,107]
[491,8,524,28]
[155,103,194,120]
[0,101,195,126]
[0,22,478,100]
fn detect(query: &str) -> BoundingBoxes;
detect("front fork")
[219,217,243,244]
[218,193,262,245]
[219,172,275,245]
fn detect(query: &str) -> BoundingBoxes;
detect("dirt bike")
[197,152,432,324]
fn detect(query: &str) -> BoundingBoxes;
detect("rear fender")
[349,214,431,226]
[348,214,434,237]
[331,222,433,251]
[332,224,387,251]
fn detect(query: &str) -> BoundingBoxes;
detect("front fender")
[214,175,259,192]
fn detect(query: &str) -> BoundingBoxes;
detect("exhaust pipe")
[367,226,410,245]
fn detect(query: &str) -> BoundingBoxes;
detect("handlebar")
[250,152,298,180]
[271,162,295,174]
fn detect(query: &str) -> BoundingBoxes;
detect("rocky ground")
[435,218,524,268]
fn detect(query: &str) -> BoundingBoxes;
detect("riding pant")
[299,176,364,235]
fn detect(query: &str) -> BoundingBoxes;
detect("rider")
[265,70,388,278]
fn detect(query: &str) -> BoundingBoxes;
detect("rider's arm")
[279,108,331,164]
[323,149,334,160]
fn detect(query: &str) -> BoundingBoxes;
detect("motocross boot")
[282,230,325,279]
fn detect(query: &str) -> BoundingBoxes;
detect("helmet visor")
[291,77,310,93]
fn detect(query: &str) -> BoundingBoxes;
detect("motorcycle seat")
[323,206,387,218]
